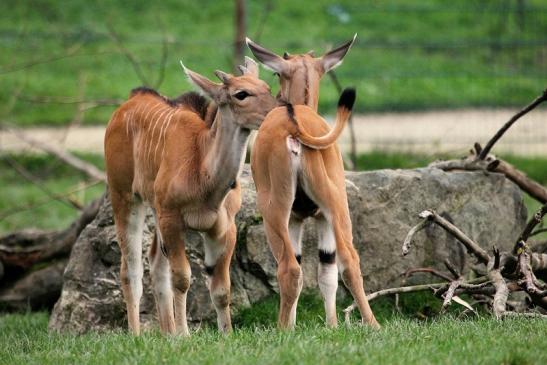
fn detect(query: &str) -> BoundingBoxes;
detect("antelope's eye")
[234,91,250,100]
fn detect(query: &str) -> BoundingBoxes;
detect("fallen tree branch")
[488,247,509,319]
[515,204,547,254]
[404,210,490,264]
[343,276,488,324]
[1,124,106,182]
[442,276,465,309]
[429,157,547,205]
[492,160,547,204]
[402,217,430,256]
[401,267,454,282]
[0,195,103,268]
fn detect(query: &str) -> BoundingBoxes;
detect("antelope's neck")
[283,60,321,110]
[202,107,250,200]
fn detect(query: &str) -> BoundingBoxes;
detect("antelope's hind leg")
[110,191,145,335]
[256,157,303,329]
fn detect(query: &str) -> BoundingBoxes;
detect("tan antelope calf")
[246,37,379,329]
[104,59,275,335]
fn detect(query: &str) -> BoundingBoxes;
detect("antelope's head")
[181,58,276,130]
[246,35,356,110]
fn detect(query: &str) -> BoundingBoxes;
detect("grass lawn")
[1,291,546,365]
[1,0,546,126]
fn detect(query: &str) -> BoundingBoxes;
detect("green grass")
[0,153,105,234]
[1,151,546,234]
[1,0,546,126]
[1,291,546,365]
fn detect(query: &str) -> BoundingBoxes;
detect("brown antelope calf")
[246,38,379,329]
[104,58,275,335]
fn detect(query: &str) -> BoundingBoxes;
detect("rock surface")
[49,166,527,333]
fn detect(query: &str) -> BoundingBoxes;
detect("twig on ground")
[402,215,431,256]
[514,204,547,254]
[404,210,490,264]
[488,247,509,319]
[401,267,454,282]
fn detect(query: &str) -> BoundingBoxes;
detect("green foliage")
[1,0,546,126]
[0,153,105,233]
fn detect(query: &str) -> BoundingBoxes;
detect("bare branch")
[153,16,169,89]
[407,210,490,264]
[530,228,547,237]
[478,89,547,160]
[493,160,547,204]
[0,43,83,75]
[442,276,464,309]
[18,95,123,106]
[0,180,103,222]
[343,277,489,324]
[2,124,106,182]
[489,247,509,319]
[106,21,149,86]
[430,157,547,204]
[401,267,454,282]
[252,0,274,42]
[444,259,461,279]
[1,154,81,210]
[514,204,547,253]
[517,248,547,298]
[402,217,430,256]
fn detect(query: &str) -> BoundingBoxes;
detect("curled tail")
[293,88,356,150]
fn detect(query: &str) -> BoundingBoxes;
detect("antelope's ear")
[246,37,289,75]
[320,34,357,72]
[238,56,259,77]
[180,61,224,102]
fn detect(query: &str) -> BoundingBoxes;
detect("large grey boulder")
[49,166,526,333]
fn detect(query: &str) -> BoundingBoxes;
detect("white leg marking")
[125,203,145,309]
[316,215,338,326]
[316,215,336,253]
[288,217,304,257]
[203,233,226,272]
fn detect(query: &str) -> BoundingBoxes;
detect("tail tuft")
[338,87,356,110]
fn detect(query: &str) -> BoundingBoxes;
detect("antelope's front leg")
[204,221,237,334]
[157,210,192,336]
